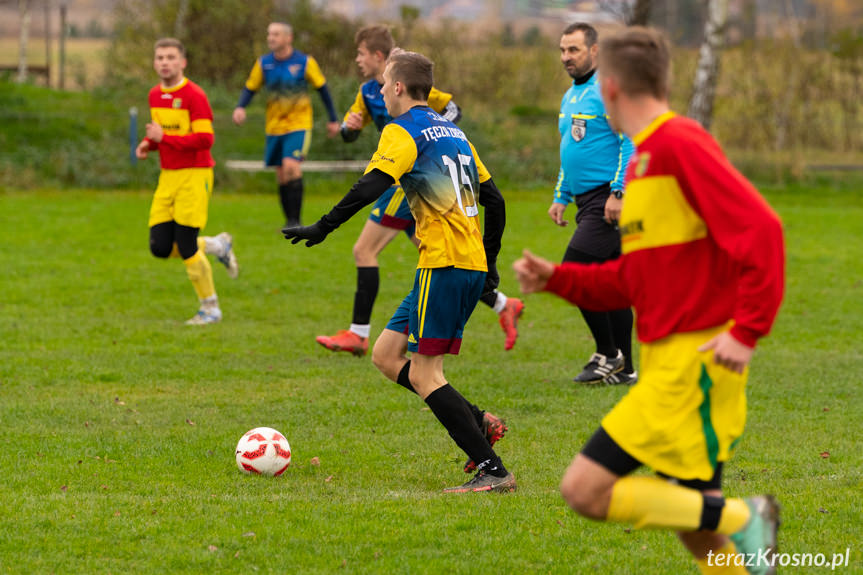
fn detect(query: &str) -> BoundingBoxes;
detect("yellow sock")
[169,243,181,258]
[607,476,750,533]
[184,250,215,300]
[716,498,750,534]
[696,540,747,574]
[197,237,207,253]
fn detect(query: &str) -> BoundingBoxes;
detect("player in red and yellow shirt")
[515,28,784,575]
[136,38,238,325]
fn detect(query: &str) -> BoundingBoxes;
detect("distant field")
[0,37,109,89]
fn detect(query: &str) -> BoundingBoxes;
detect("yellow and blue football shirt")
[243,50,328,135]
[364,106,490,271]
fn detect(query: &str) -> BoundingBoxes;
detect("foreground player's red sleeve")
[544,258,632,312]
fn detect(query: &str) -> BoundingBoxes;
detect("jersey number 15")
[442,154,478,217]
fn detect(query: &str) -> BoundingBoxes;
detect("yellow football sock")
[607,476,750,533]
[184,250,215,300]
[696,540,746,574]
[169,243,181,258]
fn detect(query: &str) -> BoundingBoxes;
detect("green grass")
[0,181,861,573]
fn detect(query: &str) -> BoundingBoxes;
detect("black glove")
[482,259,500,297]
[282,218,335,247]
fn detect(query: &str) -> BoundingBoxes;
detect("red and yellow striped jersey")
[546,112,785,348]
[146,78,215,170]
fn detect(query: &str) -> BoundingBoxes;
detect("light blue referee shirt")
[553,72,633,204]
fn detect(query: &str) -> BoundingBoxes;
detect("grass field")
[0,180,861,573]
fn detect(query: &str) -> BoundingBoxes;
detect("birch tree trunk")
[688,0,729,130]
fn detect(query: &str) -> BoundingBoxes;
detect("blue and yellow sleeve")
[468,142,491,183]
[427,87,454,114]
[343,88,372,128]
[244,59,264,92]
[364,124,416,182]
[304,56,327,90]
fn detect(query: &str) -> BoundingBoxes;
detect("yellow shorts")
[602,323,747,482]
[148,167,213,229]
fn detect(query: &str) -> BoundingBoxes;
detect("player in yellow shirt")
[285,50,515,493]
[316,25,525,358]
[232,22,340,227]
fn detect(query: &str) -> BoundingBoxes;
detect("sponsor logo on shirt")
[620,219,644,245]
[372,153,396,165]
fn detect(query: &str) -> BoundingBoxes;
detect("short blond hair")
[598,26,670,99]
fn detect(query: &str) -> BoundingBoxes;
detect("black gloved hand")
[482,259,500,297]
[282,218,335,247]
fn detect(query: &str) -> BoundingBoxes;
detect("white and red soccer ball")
[235,427,292,476]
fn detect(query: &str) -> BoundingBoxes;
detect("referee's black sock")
[610,307,635,372]
[279,178,304,226]
[353,267,379,325]
[579,308,618,359]
[424,384,507,477]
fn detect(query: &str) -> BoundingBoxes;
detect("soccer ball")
[235,427,292,476]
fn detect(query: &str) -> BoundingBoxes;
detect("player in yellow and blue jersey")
[284,50,516,493]
[315,25,525,360]
[232,22,340,227]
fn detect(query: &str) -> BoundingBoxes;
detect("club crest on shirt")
[635,152,651,177]
[172,98,182,109]
[289,64,302,76]
[571,117,586,142]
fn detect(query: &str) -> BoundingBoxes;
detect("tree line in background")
[104,0,862,160]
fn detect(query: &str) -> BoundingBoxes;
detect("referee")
[549,22,636,385]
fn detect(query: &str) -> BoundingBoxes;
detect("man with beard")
[550,22,636,385]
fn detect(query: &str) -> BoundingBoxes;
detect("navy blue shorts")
[386,267,485,356]
[368,184,415,238]
[264,131,309,166]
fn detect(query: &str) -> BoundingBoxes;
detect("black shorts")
[581,426,724,491]
[565,184,621,262]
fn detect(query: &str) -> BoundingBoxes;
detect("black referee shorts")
[564,183,621,263]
